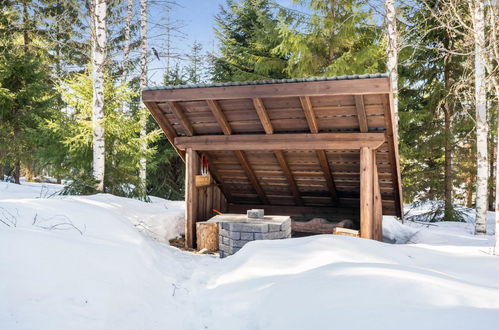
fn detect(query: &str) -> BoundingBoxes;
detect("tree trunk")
[385,0,398,129]
[14,159,20,184]
[139,0,148,187]
[473,0,488,234]
[443,61,454,221]
[122,0,133,82]
[92,0,107,192]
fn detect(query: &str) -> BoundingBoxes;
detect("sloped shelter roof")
[142,74,403,218]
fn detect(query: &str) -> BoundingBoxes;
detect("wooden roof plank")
[355,95,369,133]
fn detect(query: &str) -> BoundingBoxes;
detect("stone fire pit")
[207,214,291,258]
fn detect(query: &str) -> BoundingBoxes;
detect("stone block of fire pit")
[207,213,291,258]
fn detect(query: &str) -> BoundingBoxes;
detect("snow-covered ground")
[1,181,498,330]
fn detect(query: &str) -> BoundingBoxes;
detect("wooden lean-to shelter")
[142,74,403,248]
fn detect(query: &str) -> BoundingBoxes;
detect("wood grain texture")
[185,148,199,248]
[355,95,368,133]
[360,147,373,239]
[175,133,386,151]
[167,101,194,136]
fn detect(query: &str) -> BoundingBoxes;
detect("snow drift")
[1,181,498,330]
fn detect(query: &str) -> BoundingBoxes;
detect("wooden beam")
[234,150,269,204]
[185,148,199,248]
[167,101,194,136]
[206,99,232,135]
[299,96,319,133]
[175,133,386,151]
[142,77,391,102]
[360,147,374,239]
[316,150,338,205]
[252,98,274,134]
[144,102,185,160]
[354,95,368,133]
[274,150,304,205]
[373,151,383,241]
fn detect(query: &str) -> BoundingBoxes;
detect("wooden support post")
[373,151,383,241]
[185,148,199,248]
[360,147,374,239]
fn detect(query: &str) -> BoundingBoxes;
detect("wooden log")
[196,222,219,251]
[292,218,354,234]
[185,148,199,248]
[360,147,374,239]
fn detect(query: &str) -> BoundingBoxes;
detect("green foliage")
[48,69,159,200]
[211,0,289,82]
[275,0,385,77]
[59,172,99,196]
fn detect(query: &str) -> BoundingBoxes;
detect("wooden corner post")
[360,147,383,241]
[360,147,374,239]
[185,148,199,248]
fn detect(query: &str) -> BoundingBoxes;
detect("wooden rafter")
[316,150,338,205]
[299,96,339,204]
[235,150,269,204]
[206,99,232,135]
[299,96,319,134]
[252,98,274,134]
[354,95,369,133]
[167,101,194,136]
[145,102,185,160]
[175,133,386,151]
[206,99,268,204]
[274,150,304,205]
[252,97,303,205]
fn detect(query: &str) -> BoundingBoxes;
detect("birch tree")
[472,0,488,234]
[139,0,148,187]
[122,0,133,82]
[91,0,107,191]
[385,0,398,126]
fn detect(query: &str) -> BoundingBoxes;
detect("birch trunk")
[122,0,133,82]
[385,0,398,128]
[473,0,488,234]
[139,0,148,187]
[92,0,107,192]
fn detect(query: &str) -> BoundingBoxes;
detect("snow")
[1,181,499,330]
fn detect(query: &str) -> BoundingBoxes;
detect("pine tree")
[276,0,385,77]
[211,0,288,82]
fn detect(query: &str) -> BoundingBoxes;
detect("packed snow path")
[1,181,498,330]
